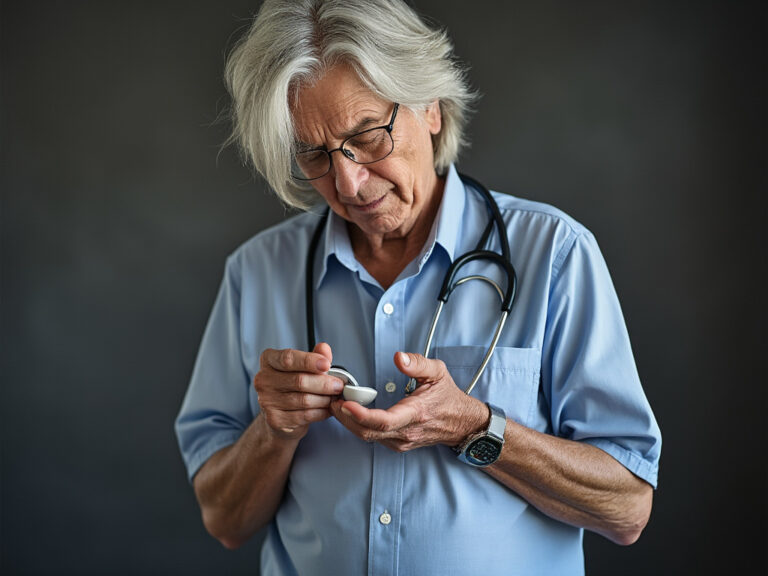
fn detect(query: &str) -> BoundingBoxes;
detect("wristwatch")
[455,403,506,467]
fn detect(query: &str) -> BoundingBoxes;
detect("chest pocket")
[434,346,542,427]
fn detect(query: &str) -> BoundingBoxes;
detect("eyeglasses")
[291,103,400,181]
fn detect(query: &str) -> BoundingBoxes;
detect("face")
[291,64,442,242]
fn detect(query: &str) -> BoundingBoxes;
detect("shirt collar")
[314,207,358,289]
[315,163,466,288]
[432,163,466,262]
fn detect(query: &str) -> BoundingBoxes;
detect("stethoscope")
[305,173,517,402]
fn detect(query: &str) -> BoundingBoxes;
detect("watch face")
[466,437,502,466]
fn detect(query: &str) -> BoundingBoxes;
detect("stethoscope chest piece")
[328,366,378,406]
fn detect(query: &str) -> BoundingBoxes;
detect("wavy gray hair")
[224,0,477,209]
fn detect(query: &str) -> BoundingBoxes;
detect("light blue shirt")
[175,164,661,576]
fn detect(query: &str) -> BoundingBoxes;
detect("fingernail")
[341,406,352,417]
[332,378,344,394]
[398,352,411,366]
[317,358,330,371]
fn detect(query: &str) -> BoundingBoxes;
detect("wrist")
[451,397,491,448]
[454,403,507,468]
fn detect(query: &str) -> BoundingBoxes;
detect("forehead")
[291,64,389,144]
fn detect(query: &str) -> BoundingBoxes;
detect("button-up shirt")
[175,164,661,575]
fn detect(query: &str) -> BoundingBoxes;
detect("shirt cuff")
[184,431,243,483]
[583,438,659,489]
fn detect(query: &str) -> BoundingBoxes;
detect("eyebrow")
[344,114,384,137]
[296,111,388,151]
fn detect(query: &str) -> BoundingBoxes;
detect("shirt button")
[379,511,392,525]
[383,302,394,315]
[385,381,397,393]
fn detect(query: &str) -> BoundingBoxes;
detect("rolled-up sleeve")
[174,254,253,482]
[542,231,661,487]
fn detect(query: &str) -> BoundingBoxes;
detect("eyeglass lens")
[291,104,398,181]
[292,129,394,180]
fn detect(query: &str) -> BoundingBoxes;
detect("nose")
[330,151,368,199]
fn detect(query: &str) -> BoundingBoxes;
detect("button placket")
[369,285,405,575]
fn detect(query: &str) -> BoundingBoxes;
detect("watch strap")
[486,403,506,441]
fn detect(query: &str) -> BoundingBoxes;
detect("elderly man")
[175,1,661,574]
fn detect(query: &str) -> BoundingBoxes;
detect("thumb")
[313,341,333,364]
[394,351,443,379]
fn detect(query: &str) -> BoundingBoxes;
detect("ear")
[425,100,442,135]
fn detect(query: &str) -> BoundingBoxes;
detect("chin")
[358,214,404,235]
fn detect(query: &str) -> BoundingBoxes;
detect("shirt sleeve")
[174,254,253,482]
[542,231,661,488]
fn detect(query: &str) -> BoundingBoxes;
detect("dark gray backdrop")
[1,1,765,574]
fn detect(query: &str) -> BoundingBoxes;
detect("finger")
[261,347,331,373]
[299,407,333,424]
[279,372,344,396]
[313,342,333,365]
[330,400,365,432]
[272,407,332,433]
[281,391,336,410]
[330,400,385,444]
[394,351,446,381]
[339,399,419,432]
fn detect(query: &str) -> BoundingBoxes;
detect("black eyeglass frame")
[292,103,400,181]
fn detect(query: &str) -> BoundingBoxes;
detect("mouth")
[348,193,386,213]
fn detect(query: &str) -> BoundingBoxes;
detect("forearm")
[486,419,653,545]
[335,352,654,545]
[193,413,299,549]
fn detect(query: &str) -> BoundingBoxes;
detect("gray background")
[1,1,765,574]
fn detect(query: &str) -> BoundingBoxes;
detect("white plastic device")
[327,366,377,406]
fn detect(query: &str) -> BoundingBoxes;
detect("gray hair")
[224,0,477,209]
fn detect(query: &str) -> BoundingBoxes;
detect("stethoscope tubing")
[305,173,518,397]
[438,249,516,312]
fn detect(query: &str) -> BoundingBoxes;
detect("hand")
[254,342,344,441]
[330,352,489,452]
